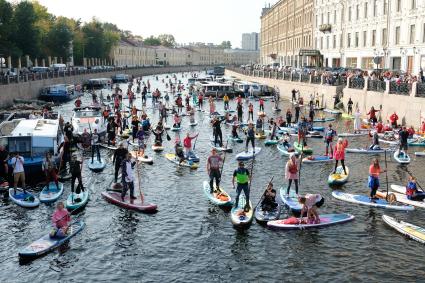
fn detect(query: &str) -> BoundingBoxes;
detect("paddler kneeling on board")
[298,194,324,224]
[50,201,71,238]
[121,153,137,201]
[261,183,277,211]
[368,158,386,201]
[232,161,251,212]
[405,176,425,201]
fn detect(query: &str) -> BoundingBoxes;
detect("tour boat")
[39,84,81,103]
[71,106,107,138]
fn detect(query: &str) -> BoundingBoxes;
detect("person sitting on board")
[407,126,416,139]
[121,153,137,201]
[369,131,381,150]
[136,126,146,158]
[333,138,348,175]
[70,154,84,198]
[232,161,251,212]
[207,148,223,194]
[175,140,186,165]
[245,123,256,153]
[256,116,264,135]
[153,124,164,146]
[261,182,277,211]
[405,176,425,201]
[298,194,324,224]
[42,152,60,191]
[368,158,386,201]
[90,129,101,164]
[285,153,299,196]
[324,124,337,157]
[280,133,291,150]
[50,201,71,238]
[183,132,199,158]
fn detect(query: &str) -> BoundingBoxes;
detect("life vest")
[288,162,298,174]
[406,182,417,196]
[235,169,249,184]
[183,137,191,148]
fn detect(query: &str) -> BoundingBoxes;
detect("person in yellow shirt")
[223,94,230,110]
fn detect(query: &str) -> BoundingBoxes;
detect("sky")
[35,0,275,48]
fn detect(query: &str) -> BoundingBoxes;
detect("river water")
[0,71,424,282]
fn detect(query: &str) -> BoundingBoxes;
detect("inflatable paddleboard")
[101,191,157,213]
[393,150,411,164]
[382,215,425,244]
[302,155,333,164]
[332,191,414,211]
[165,153,199,169]
[267,214,355,230]
[328,166,349,185]
[152,144,165,152]
[88,158,106,172]
[66,190,89,211]
[338,132,368,137]
[9,188,40,208]
[130,151,153,165]
[277,144,299,157]
[254,197,281,223]
[280,187,301,212]
[293,142,313,154]
[230,195,253,227]
[203,181,233,206]
[39,182,64,203]
[235,147,262,160]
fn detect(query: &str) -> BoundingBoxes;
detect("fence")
[389,81,411,95]
[367,79,386,92]
[348,77,365,89]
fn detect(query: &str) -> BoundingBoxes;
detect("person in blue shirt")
[245,123,256,153]
[297,117,308,146]
[324,124,337,157]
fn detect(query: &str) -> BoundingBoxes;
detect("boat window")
[8,137,31,154]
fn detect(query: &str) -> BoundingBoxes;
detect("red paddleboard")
[101,191,157,213]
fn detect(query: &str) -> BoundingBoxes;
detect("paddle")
[384,149,389,201]
[247,154,255,211]
[165,128,171,141]
[255,176,274,209]
[219,140,230,179]
[136,159,144,203]
[405,168,425,192]
[192,132,199,151]
[299,140,304,186]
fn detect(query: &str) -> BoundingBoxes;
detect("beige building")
[110,39,156,67]
[260,0,317,67]
[223,49,260,65]
[188,44,225,65]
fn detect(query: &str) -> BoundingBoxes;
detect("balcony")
[319,24,332,33]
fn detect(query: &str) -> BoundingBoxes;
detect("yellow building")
[110,39,156,67]
[260,0,317,67]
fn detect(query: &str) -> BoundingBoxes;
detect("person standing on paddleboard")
[368,158,386,201]
[237,102,243,122]
[11,152,25,194]
[245,123,256,153]
[42,152,60,191]
[248,102,254,121]
[207,149,223,193]
[297,117,308,146]
[324,124,337,157]
[398,126,409,156]
[347,98,353,115]
[353,108,362,134]
[91,129,101,164]
[70,154,84,195]
[107,117,118,146]
[113,143,128,184]
[212,117,224,147]
[285,153,300,196]
[183,132,199,158]
[121,153,137,201]
[286,109,292,126]
[333,138,348,175]
[232,161,251,212]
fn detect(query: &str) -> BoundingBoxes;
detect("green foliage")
[46,17,74,60]
[219,41,232,49]
[11,1,40,58]
[158,34,176,47]
[0,0,16,56]
[143,36,161,46]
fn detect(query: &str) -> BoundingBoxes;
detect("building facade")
[110,39,156,67]
[314,0,425,74]
[260,0,315,67]
[242,32,260,51]
[223,49,260,65]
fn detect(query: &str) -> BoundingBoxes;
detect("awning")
[299,49,321,56]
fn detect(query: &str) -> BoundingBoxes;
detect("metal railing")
[291,73,300,81]
[348,77,365,89]
[389,81,411,95]
[367,79,386,92]
[416,83,425,97]
[311,75,321,84]
[283,72,291,80]
[301,74,310,83]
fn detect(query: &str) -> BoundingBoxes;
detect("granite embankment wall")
[226,69,425,127]
[0,65,209,108]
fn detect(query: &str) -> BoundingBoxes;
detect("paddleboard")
[393,150,411,164]
[377,190,425,208]
[255,133,267,139]
[235,147,262,160]
[9,188,40,208]
[280,187,301,212]
[230,195,253,227]
[338,132,368,137]
[165,153,199,169]
[382,215,425,244]
[66,190,90,211]
[341,113,354,119]
[202,181,233,206]
[293,142,313,154]
[414,151,425,156]
[210,142,233,153]
[277,144,299,157]
[254,197,281,223]
[130,151,154,165]
[328,166,349,185]
[332,191,414,211]
[189,121,198,126]
[171,126,182,132]
[39,182,64,203]
[346,148,392,154]
[152,144,165,152]
[18,221,85,259]
[228,136,243,143]
[379,138,398,146]
[264,139,279,146]
[267,213,355,230]
[88,158,106,172]
[99,143,118,150]
[101,191,157,213]
[302,155,333,163]
[313,117,335,123]
[323,109,342,114]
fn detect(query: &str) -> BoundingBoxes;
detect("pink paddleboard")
[101,191,157,213]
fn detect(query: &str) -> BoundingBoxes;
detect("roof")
[11,119,59,138]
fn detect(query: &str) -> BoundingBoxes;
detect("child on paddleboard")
[50,201,71,238]
[298,194,324,224]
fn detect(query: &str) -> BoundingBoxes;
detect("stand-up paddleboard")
[210,142,233,153]
[408,138,425,146]
[332,191,414,211]
[39,182,64,203]
[202,181,233,206]
[338,132,368,137]
[414,151,425,156]
[228,135,243,143]
[273,108,282,112]
[130,151,153,165]
[189,120,198,127]
[88,158,106,172]
[171,126,182,132]
[264,139,279,146]
[230,195,253,227]
[165,153,199,169]
[152,144,165,152]
[267,213,354,230]
[302,155,333,164]
[18,221,85,259]
[186,151,200,163]
[99,143,118,150]
[323,109,342,114]
[9,188,40,208]
[393,150,411,164]
[255,133,267,139]
[293,142,313,154]
[58,170,72,182]
[277,144,299,157]
[66,190,89,211]
[280,187,301,212]
[341,113,354,119]
[235,147,261,160]
[328,166,349,185]
[346,148,392,154]
[313,117,335,123]
[376,190,425,208]
[379,138,399,146]
[101,191,157,213]
[254,197,281,223]
[382,215,425,244]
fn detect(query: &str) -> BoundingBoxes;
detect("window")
[396,0,401,11]
[373,0,377,16]
[347,33,351,47]
[395,26,400,45]
[355,32,359,47]
[363,31,367,47]
[356,5,359,20]
[364,2,368,18]
[384,0,388,15]
[372,30,376,46]
[326,36,329,49]
[348,7,352,21]
[410,24,416,44]
[320,37,323,50]
[334,10,337,24]
[382,28,387,45]
[327,12,330,24]
[333,35,336,49]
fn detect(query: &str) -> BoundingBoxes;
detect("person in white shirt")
[91,129,101,163]
[11,152,25,194]
[121,153,137,201]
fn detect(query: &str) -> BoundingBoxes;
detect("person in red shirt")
[74,97,82,108]
[367,106,379,126]
[376,122,384,133]
[407,126,415,138]
[389,112,399,128]
[259,98,265,112]
[248,103,254,121]
[421,121,425,133]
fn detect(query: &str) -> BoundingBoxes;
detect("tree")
[0,0,17,56]
[11,1,41,58]
[143,36,161,46]
[46,17,74,60]
[219,41,232,49]
[158,34,176,47]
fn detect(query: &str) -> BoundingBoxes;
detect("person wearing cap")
[70,154,84,196]
[285,153,300,196]
[113,142,128,184]
[207,148,223,193]
[324,124,337,157]
[232,161,251,212]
